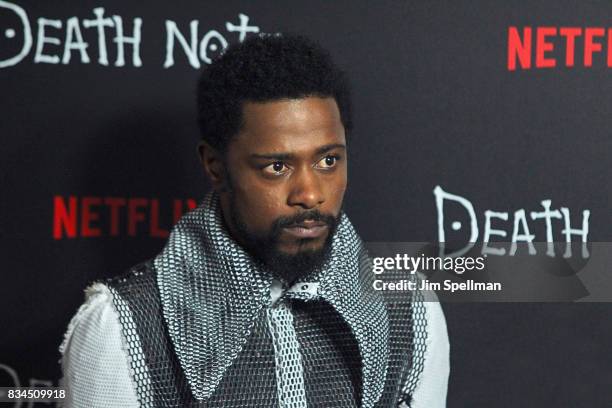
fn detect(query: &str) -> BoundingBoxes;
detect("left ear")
[196,140,229,192]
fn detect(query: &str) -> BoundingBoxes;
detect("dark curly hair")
[197,33,352,152]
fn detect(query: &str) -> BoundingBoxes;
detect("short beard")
[226,189,341,285]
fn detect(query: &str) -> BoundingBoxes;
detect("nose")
[287,166,325,209]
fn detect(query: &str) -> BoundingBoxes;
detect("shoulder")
[406,289,450,408]
[59,282,120,356]
[106,259,156,287]
[59,282,140,407]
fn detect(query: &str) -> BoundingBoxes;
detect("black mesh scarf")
[106,191,425,407]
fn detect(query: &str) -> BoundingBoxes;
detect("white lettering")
[164,20,199,68]
[434,185,479,257]
[0,0,32,68]
[62,16,90,64]
[199,29,227,64]
[82,7,113,66]
[560,207,590,258]
[225,13,259,42]
[482,210,508,256]
[34,18,62,64]
[530,199,562,256]
[112,15,142,67]
[510,209,536,255]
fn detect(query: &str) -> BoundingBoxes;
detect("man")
[59,33,449,407]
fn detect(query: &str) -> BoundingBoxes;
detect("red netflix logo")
[53,196,197,239]
[508,26,612,70]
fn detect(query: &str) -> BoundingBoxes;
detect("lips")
[282,220,328,239]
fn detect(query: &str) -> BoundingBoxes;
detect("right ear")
[197,140,226,190]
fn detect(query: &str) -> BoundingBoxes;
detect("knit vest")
[106,260,425,408]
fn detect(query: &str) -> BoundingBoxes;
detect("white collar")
[154,191,390,407]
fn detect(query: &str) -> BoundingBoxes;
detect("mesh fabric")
[105,191,423,407]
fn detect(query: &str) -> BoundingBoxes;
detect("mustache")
[273,210,339,229]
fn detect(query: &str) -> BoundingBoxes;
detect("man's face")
[216,97,347,282]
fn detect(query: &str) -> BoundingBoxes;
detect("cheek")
[233,178,287,231]
[326,171,348,209]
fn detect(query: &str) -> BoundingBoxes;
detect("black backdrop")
[2,1,612,406]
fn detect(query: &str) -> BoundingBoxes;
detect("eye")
[263,161,289,175]
[316,154,340,169]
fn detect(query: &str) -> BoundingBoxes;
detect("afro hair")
[196,33,352,152]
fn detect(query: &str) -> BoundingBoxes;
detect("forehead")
[232,97,345,153]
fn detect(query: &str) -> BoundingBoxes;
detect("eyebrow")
[250,143,346,160]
